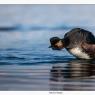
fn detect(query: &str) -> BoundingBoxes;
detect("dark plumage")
[63,28,95,49]
[49,28,95,59]
[81,43,95,58]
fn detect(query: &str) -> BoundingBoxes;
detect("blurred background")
[0,5,95,48]
[0,5,95,90]
[1,5,95,30]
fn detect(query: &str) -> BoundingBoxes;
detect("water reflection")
[50,59,95,90]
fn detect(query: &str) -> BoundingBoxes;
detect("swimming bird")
[49,28,95,59]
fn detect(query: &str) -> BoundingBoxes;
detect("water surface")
[0,5,95,90]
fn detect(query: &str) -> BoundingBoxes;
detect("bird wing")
[81,43,95,55]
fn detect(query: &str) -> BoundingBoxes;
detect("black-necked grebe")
[49,28,95,59]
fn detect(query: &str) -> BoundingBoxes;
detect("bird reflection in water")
[50,59,95,90]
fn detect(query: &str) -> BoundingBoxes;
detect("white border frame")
[0,0,95,4]
[0,1,94,95]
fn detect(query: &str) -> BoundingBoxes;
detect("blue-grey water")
[0,5,95,90]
